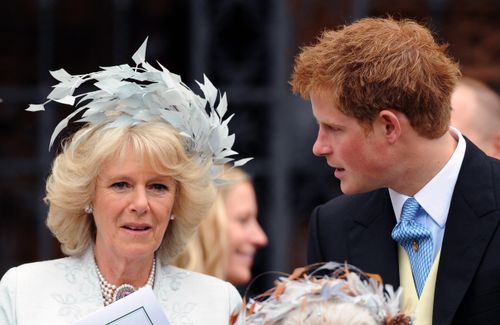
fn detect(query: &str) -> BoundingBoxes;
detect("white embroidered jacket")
[0,249,242,324]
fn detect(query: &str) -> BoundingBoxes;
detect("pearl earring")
[170,214,175,220]
[84,204,93,214]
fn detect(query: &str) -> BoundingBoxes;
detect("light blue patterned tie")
[391,197,434,297]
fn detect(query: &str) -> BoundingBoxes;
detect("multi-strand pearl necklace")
[95,257,156,306]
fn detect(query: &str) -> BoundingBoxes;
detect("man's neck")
[391,131,458,196]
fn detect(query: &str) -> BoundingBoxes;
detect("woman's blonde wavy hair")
[174,167,250,279]
[45,121,216,264]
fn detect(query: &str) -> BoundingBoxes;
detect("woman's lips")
[121,224,152,233]
[234,251,255,266]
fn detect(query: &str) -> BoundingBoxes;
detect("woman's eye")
[111,182,129,190]
[150,183,168,192]
[238,216,251,225]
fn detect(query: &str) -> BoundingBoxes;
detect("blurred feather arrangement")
[233,261,412,325]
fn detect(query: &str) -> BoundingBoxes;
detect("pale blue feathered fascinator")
[27,37,251,181]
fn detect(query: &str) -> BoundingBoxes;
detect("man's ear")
[378,109,401,144]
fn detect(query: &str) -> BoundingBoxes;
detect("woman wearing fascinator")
[0,38,248,324]
[236,262,413,325]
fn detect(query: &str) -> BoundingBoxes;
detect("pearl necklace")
[95,257,156,306]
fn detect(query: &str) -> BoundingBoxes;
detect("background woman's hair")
[278,302,378,325]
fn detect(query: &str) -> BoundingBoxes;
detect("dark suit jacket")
[308,139,500,325]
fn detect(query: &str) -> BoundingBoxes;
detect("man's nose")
[312,128,331,157]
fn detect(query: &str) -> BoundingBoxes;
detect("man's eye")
[326,125,340,132]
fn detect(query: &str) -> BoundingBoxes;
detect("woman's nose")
[130,187,149,215]
[251,221,268,248]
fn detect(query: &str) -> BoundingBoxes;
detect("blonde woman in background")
[176,167,268,285]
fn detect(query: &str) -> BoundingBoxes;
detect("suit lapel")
[433,141,500,325]
[348,189,400,287]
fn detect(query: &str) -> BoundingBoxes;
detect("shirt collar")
[389,127,466,227]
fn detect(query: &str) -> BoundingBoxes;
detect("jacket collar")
[350,189,400,287]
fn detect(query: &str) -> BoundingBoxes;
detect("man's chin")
[339,183,365,195]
